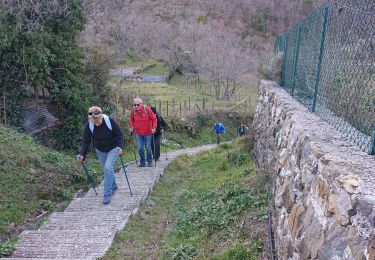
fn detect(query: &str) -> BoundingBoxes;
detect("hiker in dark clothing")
[150,107,169,161]
[237,123,249,136]
[78,106,124,204]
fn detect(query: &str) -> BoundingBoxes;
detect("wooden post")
[203,98,205,111]
[179,102,182,117]
[166,101,169,117]
[3,92,6,125]
[184,100,187,115]
[121,95,126,114]
[115,95,119,118]
[172,98,175,114]
[212,97,215,111]
[159,100,162,114]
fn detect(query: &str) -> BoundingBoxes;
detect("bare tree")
[194,25,250,100]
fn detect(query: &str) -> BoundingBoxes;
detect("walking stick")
[153,133,156,167]
[77,156,98,196]
[118,154,133,197]
[132,132,138,164]
[162,131,168,160]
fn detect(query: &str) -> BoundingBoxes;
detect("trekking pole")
[118,152,133,196]
[82,163,98,196]
[77,155,98,196]
[152,133,157,167]
[163,131,168,160]
[132,132,138,164]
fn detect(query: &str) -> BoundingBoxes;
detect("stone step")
[65,195,142,213]
[40,210,131,231]
[84,184,151,198]
[11,230,114,259]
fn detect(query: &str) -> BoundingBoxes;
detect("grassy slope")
[0,124,102,250]
[109,54,259,119]
[109,54,257,153]
[102,139,271,259]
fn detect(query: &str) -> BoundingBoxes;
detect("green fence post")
[370,124,375,155]
[291,25,301,96]
[312,6,329,112]
[274,36,279,53]
[281,32,289,88]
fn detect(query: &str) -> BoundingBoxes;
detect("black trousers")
[216,133,222,144]
[151,134,161,160]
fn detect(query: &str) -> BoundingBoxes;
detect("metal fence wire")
[274,1,375,155]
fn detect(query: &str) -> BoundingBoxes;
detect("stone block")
[288,202,305,240]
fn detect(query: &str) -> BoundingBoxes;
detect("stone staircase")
[5,144,215,260]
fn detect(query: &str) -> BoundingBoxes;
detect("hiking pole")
[162,131,168,160]
[118,153,133,197]
[82,163,98,196]
[77,155,98,196]
[131,132,138,164]
[152,133,157,167]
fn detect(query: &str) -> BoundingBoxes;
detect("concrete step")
[85,184,151,198]
[65,195,142,213]
[11,230,114,259]
[40,210,131,231]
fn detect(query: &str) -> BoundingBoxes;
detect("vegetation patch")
[0,125,102,250]
[103,138,271,259]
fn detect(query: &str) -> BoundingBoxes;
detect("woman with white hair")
[78,106,124,204]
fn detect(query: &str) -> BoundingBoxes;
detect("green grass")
[102,139,271,259]
[0,124,103,249]
[0,236,18,257]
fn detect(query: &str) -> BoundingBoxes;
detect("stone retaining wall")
[252,80,375,260]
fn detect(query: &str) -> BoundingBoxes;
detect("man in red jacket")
[130,98,157,167]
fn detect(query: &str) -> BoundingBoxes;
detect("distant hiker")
[237,123,249,136]
[78,106,124,205]
[129,98,157,167]
[150,107,169,161]
[211,121,226,144]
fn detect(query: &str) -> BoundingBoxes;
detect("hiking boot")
[148,162,153,167]
[103,196,111,204]
[111,185,118,195]
[138,163,146,167]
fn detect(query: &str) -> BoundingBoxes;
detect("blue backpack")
[88,114,112,133]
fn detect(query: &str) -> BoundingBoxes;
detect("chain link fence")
[274,1,375,154]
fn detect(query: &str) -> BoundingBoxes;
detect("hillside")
[80,0,323,79]
[0,124,96,247]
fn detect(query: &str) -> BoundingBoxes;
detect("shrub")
[258,52,283,84]
[237,133,255,153]
[165,244,199,260]
[168,117,198,137]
